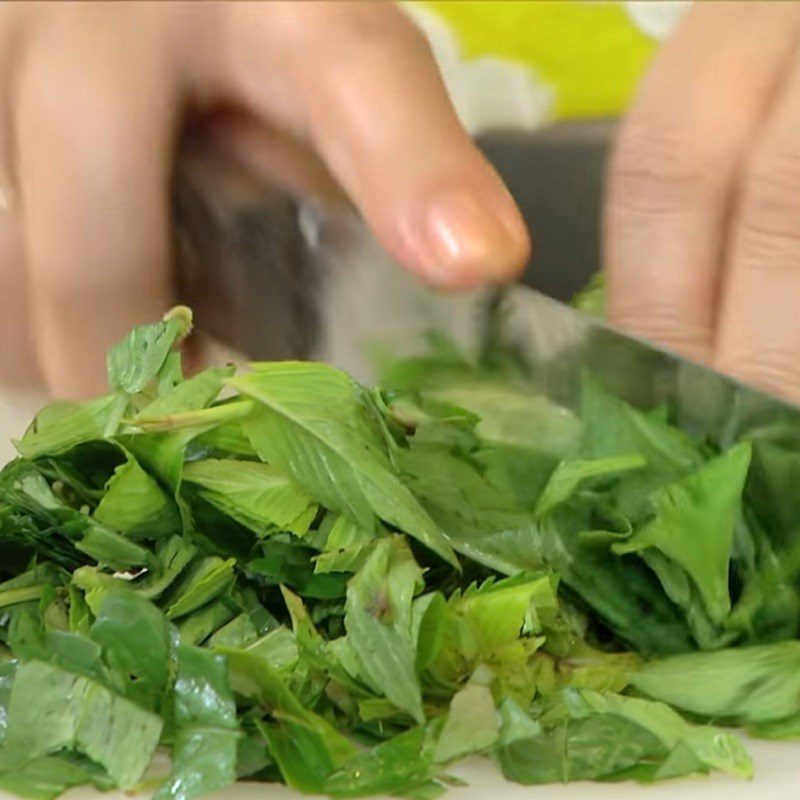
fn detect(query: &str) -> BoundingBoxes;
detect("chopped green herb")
[0,301,796,798]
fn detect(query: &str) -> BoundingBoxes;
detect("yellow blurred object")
[421,1,659,119]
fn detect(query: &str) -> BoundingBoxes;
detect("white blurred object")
[402,4,554,133]
[0,388,44,464]
[624,1,691,40]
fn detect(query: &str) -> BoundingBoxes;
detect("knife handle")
[171,141,319,362]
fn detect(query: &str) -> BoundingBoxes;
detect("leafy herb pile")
[0,305,799,800]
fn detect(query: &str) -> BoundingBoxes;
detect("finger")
[211,1,530,289]
[605,2,800,362]
[0,198,38,388]
[202,108,348,208]
[0,4,40,387]
[715,47,800,401]
[15,6,175,398]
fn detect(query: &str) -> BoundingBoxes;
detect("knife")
[479,284,800,444]
[170,137,800,446]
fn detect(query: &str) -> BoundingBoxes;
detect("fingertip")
[390,181,530,290]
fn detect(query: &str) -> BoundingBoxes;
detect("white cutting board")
[27,739,796,800]
[220,739,798,798]
[1,390,798,799]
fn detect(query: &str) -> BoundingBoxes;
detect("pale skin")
[2,2,799,403]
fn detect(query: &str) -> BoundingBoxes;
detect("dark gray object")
[478,120,614,301]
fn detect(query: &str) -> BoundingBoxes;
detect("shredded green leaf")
[0,301,796,798]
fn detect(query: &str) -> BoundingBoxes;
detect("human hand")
[606,1,800,402]
[0,1,529,398]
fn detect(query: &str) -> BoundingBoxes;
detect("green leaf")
[434,680,498,764]
[493,697,547,783]
[536,512,696,657]
[324,724,442,798]
[579,374,704,520]
[14,396,119,460]
[427,382,581,459]
[396,444,536,573]
[32,632,106,685]
[746,427,800,549]
[0,661,162,789]
[7,471,152,570]
[157,350,184,396]
[154,645,239,800]
[89,588,172,709]
[71,536,196,603]
[192,422,256,458]
[248,540,348,600]
[614,443,752,624]
[412,592,446,674]
[345,536,424,723]
[570,271,605,317]
[232,362,457,567]
[748,713,800,740]
[221,648,357,793]
[165,557,236,620]
[124,431,191,495]
[107,306,192,394]
[0,755,114,800]
[534,455,645,519]
[630,640,800,728]
[453,573,555,653]
[134,536,198,600]
[314,515,374,575]
[206,613,258,650]
[236,625,299,678]
[93,450,181,539]
[496,690,752,784]
[125,426,217,532]
[67,516,153,570]
[177,600,237,647]
[135,366,233,420]
[397,380,577,509]
[564,689,753,780]
[183,459,316,536]
[426,574,554,703]
[2,305,793,798]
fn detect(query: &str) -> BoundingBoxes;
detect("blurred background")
[0,1,687,462]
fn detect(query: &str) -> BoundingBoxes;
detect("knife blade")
[482,284,800,443]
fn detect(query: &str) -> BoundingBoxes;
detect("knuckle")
[271,3,431,63]
[329,6,430,54]
[717,345,800,399]
[610,117,729,218]
[737,146,800,270]
[609,301,713,361]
